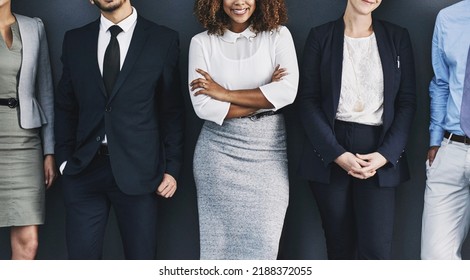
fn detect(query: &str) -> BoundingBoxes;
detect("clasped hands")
[334,152,387,180]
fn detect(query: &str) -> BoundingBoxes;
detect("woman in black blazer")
[296,0,416,259]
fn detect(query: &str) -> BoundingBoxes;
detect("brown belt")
[444,131,470,145]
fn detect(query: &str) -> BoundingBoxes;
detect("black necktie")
[103,25,123,96]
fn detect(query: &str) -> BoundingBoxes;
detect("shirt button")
[96,136,101,142]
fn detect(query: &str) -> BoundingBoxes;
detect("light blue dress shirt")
[429,0,470,146]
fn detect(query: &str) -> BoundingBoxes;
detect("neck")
[0,2,14,26]
[343,6,373,38]
[229,22,250,33]
[101,4,133,24]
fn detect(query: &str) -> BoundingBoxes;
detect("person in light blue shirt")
[421,0,470,260]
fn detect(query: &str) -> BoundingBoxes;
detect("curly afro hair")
[193,0,288,35]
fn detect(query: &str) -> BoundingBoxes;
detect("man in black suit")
[55,0,184,259]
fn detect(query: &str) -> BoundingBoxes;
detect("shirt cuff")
[59,161,67,175]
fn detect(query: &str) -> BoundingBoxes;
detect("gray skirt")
[194,114,289,260]
[0,106,44,227]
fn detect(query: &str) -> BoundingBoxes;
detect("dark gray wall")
[0,0,466,260]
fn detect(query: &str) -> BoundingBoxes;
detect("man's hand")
[156,173,177,198]
[427,146,440,166]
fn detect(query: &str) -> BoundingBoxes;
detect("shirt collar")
[220,26,256,43]
[100,6,138,34]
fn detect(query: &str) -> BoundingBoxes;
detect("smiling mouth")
[232,8,249,15]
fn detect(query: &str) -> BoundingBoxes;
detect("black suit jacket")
[55,16,184,195]
[296,17,416,187]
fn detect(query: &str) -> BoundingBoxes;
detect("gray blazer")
[15,14,54,155]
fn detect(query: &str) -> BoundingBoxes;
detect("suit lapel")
[373,19,395,130]
[331,18,345,123]
[107,16,150,103]
[15,15,32,100]
[87,19,107,98]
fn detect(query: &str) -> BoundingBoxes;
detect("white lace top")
[336,33,384,125]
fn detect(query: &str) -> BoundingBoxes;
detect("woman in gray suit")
[0,0,56,259]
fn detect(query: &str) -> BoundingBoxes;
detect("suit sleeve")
[55,31,78,167]
[159,32,185,180]
[376,28,417,166]
[296,28,346,166]
[35,18,55,155]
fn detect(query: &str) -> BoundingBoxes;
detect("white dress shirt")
[188,26,299,125]
[60,7,138,174]
[97,7,138,75]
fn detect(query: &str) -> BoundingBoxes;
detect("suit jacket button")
[105,106,112,112]
[96,136,101,142]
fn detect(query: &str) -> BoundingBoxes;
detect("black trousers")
[61,153,158,260]
[310,120,395,260]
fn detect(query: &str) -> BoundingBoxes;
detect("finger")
[190,83,206,91]
[348,171,365,179]
[156,181,169,194]
[428,154,435,166]
[359,166,376,174]
[355,153,371,161]
[349,166,365,173]
[355,158,371,167]
[161,184,175,198]
[190,78,205,87]
[193,90,206,96]
[157,177,175,195]
[196,68,211,81]
[47,169,56,189]
[164,185,177,198]
[189,78,202,86]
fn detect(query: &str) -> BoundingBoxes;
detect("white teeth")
[232,8,247,15]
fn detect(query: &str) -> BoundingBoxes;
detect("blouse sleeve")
[259,26,299,110]
[188,35,230,125]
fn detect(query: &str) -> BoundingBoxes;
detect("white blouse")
[336,33,384,126]
[188,26,299,125]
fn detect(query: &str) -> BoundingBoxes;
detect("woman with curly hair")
[188,0,298,259]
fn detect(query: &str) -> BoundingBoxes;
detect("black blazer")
[296,17,416,187]
[55,16,184,195]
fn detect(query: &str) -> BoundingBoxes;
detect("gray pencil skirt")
[193,114,289,260]
[0,106,44,227]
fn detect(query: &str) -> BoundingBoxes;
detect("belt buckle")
[248,111,274,121]
[7,98,18,108]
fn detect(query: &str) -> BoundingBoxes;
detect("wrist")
[224,89,232,102]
